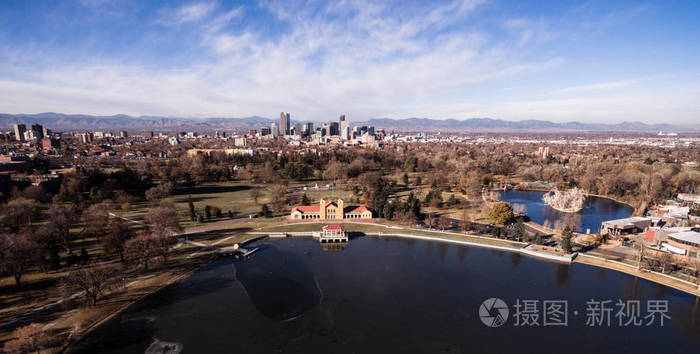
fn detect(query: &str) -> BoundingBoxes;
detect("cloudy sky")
[1,0,699,124]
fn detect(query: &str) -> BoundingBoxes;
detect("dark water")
[71,237,700,354]
[498,190,634,233]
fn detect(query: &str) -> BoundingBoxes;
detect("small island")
[542,188,586,213]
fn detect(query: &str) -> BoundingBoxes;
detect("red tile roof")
[346,205,369,213]
[292,205,320,213]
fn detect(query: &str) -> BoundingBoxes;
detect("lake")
[497,190,634,233]
[70,237,700,354]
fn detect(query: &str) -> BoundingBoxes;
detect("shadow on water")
[233,243,322,321]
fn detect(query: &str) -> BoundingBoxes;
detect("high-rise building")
[280,112,291,136]
[330,122,339,136]
[293,123,303,136]
[31,124,44,140]
[339,114,349,140]
[271,123,279,138]
[13,124,26,141]
[119,130,128,138]
[305,122,314,136]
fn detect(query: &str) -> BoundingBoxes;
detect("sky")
[0,0,699,124]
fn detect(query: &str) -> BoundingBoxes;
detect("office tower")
[294,123,303,136]
[305,122,314,135]
[330,122,339,136]
[260,127,271,136]
[120,130,128,138]
[343,126,350,140]
[271,123,279,138]
[339,114,349,140]
[31,124,44,139]
[280,112,291,135]
[13,124,26,141]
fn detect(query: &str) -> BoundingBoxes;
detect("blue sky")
[1,0,699,124]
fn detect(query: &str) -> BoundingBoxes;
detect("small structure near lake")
[320,224,348,243]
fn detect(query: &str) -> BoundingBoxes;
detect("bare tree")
[145,201,182,237]
[63,264,121,306]
[145,182,174,202]
[124,235,159,271]
[250,187,262,205]
[1,198,39,231]
[3,323,58,354]
[0,231,40,287]
[437,214,452,230]
[659,252,673,274]
[83,200,112,238]
[269,184,288,212]
[46,204,78,254]
[460,208,471,232]
[395,210,417,226]
[324,160,348,182]
[102,218,135,262]
[425,212,436,229]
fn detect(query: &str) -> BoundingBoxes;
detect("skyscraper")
[330,122,339,136]
[31,124,44,139]
[339,114,349,140]
[13,124,26,142]
[280,112,291,136]
[271,122,279,138]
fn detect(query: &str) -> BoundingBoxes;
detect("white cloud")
[0,0,697,125]
[553,75,668,93]
[159,1,217,25]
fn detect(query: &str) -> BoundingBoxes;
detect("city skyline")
[1,0,699,124]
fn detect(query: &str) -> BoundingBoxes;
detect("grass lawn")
[256,222,524,248]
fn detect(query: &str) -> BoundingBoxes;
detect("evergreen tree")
[561,226,574,253]
[205,205,212,221]
[187,196,196,220]
[370,178,391,218]
[261,204,272,218]
[301,193,310,205]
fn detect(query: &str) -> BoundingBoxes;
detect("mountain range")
[0,112,697,133]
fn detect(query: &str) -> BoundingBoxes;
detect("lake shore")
[575,254,700,297]
[54,220,699,351]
